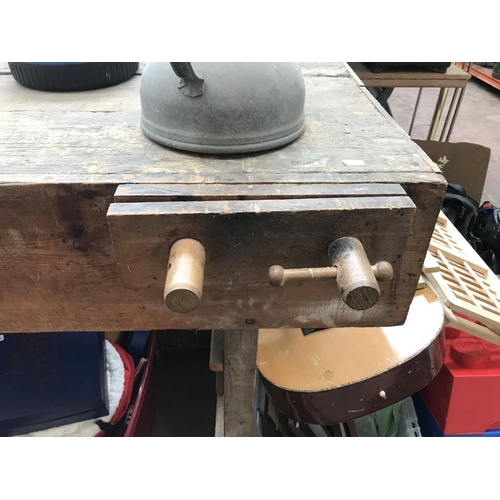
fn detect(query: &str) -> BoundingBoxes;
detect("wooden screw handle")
[328,237,382,310]
[269,265,338,286]
[164,238,206,313]
[269,237,393,311]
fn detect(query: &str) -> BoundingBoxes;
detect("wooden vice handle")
[269,237,393,311]
[164,238,206,313]
[328,237,391,310]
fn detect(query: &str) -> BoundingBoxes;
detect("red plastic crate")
[124,331,159,437]
[419,320,500,435]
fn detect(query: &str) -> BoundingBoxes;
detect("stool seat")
[257,288,446,424]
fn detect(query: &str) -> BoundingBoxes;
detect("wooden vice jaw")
[163,236,393,314]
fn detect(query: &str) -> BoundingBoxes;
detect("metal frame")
[354,63,473,142]
[424,62,473,141]
[435,62,473,141]
[456,62,500,92]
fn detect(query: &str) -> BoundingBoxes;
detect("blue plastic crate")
[412,394,500,437]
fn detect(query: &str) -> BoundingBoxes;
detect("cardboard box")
[414,140,491,203]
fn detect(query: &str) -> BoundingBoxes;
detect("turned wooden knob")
[328,237,381,310]
[164,238,206,313]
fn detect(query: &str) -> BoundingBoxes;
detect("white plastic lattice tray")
[423,212,500,346]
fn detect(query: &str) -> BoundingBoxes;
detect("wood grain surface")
[0,63,437,185]
[107,196,415,288]
[0,63,446,333]
[114,183,407,202]
[210,330,224,372]
[102,195,417,329]
[223,329,259,436]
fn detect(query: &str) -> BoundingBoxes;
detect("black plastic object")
[471,203,500,276]
[493,63,500,80]
[441,183,479,238]
[441,183,500,276]
[301,328,327,336]
[473,202,500,250]
[365,62,451,74]
[8,62,139,91]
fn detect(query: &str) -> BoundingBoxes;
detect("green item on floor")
[354,400,405,437]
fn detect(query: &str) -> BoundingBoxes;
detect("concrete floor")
[388,79,500,204]
[151,349,215,437]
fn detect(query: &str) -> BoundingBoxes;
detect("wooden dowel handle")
[328,237,380,310]
[164,238,206,313]
[269,266,337,286]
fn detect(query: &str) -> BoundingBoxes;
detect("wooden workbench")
[0,62,446,436]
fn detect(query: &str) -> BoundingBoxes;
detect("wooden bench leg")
[216,329,258,437]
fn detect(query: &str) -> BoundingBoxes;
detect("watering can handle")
[170,62,204,97]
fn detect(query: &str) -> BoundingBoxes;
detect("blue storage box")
[0,331,108,436]
[413,394,500,437]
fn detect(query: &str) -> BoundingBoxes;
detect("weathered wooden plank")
[0,284,423,332]
[215,371,224,397]
[299,62,351,78]
[0,65,436,186]
[223,329,258,437]
[114,183,407,202]
[0,178,444,333]
[397,181,447,314]
[0,171,444,186]
[0,74,141,111]
[0,109,432,178]
[215,395,224,437]
[210,330,224,372]
[107,196,415,289]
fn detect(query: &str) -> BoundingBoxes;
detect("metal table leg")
[444,87,467,141]
[366,87,394,116]
[427,87,449,140]
[439,88,460,141]
[376,87,394,107]
[444,62,473,141]
[408,88,423,137]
